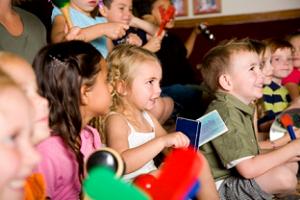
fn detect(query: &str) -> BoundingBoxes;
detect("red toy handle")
[157,5,175,36]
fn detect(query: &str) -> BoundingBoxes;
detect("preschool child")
[51,0,129,57]
[200,39,300,199]
[259,38,294,132]
[0,52,50,145]
[0,69,40,199]
[133,0,205,119]
[246,39,300,150]
[105,44,219,200]
[282,32,300,101]
[32,40,112,199]
[100,0,173,124]
[100,0,164,52]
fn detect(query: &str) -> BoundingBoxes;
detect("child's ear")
[218,73,233,91]
[80,85,89,105]
[99,5,108,17]
[115,80,127,96]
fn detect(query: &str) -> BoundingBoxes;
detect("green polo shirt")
[200,92,259,181]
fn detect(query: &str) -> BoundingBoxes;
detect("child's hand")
[103,23,129,40]
[64,26,86,41]
[126,33,142,46]
[294,128,300,139]
[143,30,165,52]
[162,131,190,148]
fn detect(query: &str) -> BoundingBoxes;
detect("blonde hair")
[201,39,256,92]
[107,44,160,111]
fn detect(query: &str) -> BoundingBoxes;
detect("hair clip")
[99,0,104,8]
[49,54,65,65]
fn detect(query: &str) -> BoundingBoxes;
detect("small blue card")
[176,110,228,149]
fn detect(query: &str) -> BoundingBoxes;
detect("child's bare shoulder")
[105,112,129,132]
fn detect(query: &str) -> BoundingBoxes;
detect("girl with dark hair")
[32,40,112,199]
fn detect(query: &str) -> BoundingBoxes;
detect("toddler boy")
[200,39,300,200]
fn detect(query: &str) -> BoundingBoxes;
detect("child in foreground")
[105,44,219,200]
[0,52,50,199]
[0,69,40,199]
[32,40,112,199]
[200,39,300,200]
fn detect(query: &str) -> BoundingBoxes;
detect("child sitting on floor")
[105,44,219,200]
[200,39,300,200]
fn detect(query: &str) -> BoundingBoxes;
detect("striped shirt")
[262,81,290,121]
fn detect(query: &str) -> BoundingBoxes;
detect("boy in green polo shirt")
[200,39,300,200]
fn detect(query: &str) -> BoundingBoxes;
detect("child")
[0,0,47,63]
[0,52,50,145]
[200,39,300,199]
[282,32,300,101]
[0,52,50,199]
[100,0,173,124]
[105,44,219,200]
[133,0,204,119]
[51,0,129,57]
[259,38,294,131]
[247,39,300,150]
[32,40,111,199]
[101,0,164,52]
[0,69,40,199]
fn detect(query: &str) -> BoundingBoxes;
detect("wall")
[178,0,300,20]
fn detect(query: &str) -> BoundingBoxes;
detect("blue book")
[176,110,228,149]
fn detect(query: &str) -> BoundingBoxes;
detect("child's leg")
[148,97,174,124]
[196,156,219,200]
[255,162,298,195]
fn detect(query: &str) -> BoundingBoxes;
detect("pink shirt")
[282,67,300,85]
[35,126,101,200]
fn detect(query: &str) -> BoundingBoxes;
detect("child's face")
[103,0,133,24]
[125,60,162,111]
[260,48,273,85]
[227,51,264,104]
[271,48,293,80]
[0,57,50,145]
[71,0,99,15]
[290,36,300,68]
[150,0,175,28]
[0,88,40,193]
[83,59,112,119]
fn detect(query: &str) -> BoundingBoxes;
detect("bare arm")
[130,16,159,36]
[236,139,300,179]
[184,26,200,58]
[51,15,129,43]
[285,82,300,101]
[260,128,300,150]
[105,113,189,174]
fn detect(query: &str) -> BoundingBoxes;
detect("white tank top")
[122,111,157,181]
